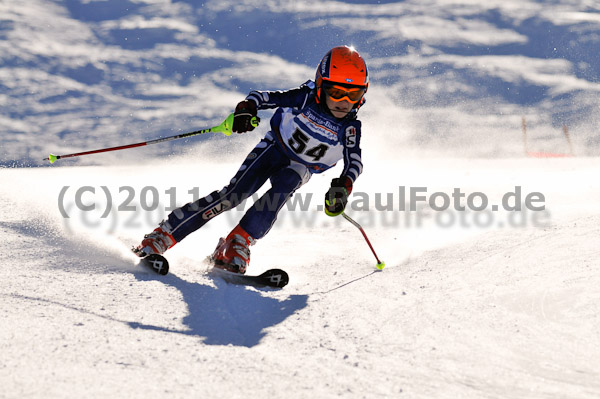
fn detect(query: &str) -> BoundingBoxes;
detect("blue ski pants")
[164,136,311,242]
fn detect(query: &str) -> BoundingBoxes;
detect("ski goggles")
[321,82,366,104]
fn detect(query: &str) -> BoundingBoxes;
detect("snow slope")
[1,156,600,398]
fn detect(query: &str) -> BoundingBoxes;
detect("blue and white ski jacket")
[246,80,363,183]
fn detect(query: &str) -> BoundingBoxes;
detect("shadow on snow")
[131,269,308,347]
[0,217,307,348]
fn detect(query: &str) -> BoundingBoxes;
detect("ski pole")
[342,212,385,270]
[44,113,258,163]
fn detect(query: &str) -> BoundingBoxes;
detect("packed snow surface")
[2,156,600,398]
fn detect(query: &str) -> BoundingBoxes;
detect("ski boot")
[211,225,255,274]
[133,223,176,257]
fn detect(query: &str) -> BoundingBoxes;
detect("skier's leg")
[239,161,311,240]
[162,138,286,242]
[135,138,286,256]
[211,161,310,272]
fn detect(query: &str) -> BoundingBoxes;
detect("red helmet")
[315,46,369,108]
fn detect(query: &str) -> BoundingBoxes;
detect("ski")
[210,267,289,289]
[139,253,169,275]
[132,250,288,288]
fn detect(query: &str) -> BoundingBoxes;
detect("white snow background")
[1,0,600,398]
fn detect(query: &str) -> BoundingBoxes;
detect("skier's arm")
[324,122,363,216]
[232,81,313,133]
[245,80,315,110]
[341,122,363,184]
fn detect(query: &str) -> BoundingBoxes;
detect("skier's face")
[325,94,353,119]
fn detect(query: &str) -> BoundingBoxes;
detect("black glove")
[324,176,353,217]
[233,100,259,133]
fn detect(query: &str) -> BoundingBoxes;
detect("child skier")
[134,45,368,274]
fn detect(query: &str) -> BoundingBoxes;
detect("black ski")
[133,250,288,287]
[210,267,289,288]
[139,253,169,275]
